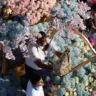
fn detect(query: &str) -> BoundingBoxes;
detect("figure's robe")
[53,47,72,76]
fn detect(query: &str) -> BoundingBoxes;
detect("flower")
[5,0,56,25]
[92,91,96,96]
[51,0,90,36]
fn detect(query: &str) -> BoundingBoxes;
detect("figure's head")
[30,74,44,87]
[37,31,47,46]
[84,18,93,29]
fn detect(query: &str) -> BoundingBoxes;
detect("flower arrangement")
[51,0,90,36]
[0,16,42,59]
[4,0,56,25]
[0,0,95,96]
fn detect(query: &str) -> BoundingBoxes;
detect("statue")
[53,46,72,76]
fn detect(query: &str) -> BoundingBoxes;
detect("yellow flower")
[3,7,12,19]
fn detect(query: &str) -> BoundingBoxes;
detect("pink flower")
[89,38,96,47]
[92,91,96,96]
[46,80,53,86]
[6,0,56,25]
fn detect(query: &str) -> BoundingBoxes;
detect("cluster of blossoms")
[93,91,96,96]
[51,0,90,36]
[0,16,42,59]
[5,0,56,25]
